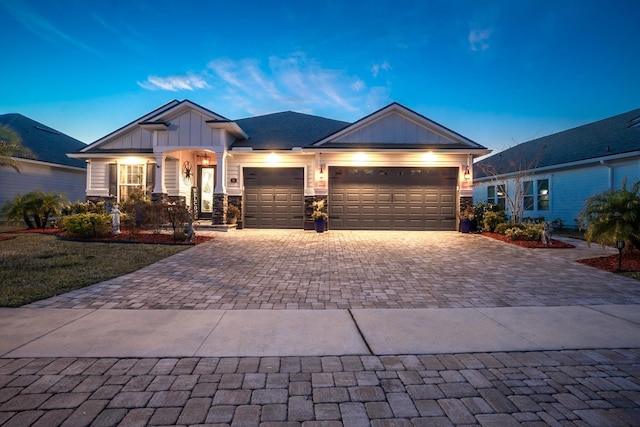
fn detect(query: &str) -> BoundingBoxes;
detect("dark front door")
[243,167,304,228]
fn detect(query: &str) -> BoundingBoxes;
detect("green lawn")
[0,233,188,307]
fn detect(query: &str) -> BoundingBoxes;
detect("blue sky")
[1,0,638,156]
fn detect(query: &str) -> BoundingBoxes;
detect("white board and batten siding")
[334,112,458,145]
[156,110,224,149]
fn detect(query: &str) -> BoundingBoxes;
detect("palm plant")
[0,125,34,172]
[578,179,640,250]
[1,190,67,229]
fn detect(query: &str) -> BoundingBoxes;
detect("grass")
[0,233,188,307]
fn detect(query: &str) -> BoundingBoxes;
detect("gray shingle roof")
[474,108,640,178]
[0,113,87,169]
[232,111,350,150]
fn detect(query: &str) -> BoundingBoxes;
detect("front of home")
[69,100,489,230]
[473,108,640,228]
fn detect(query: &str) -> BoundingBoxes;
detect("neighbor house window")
[522,178,550,212]
[523,181,534,211]
[537,179,549,210]
[487,185,506,210]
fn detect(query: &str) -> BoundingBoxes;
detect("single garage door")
[329,167,457,230]
[243,167,304,228]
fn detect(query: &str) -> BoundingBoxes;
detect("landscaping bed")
[481,232,575,248]
[578,251,640,274]
[9,228,213,245]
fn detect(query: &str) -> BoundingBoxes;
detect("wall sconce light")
[198,153,211,166]
[464,166,471,181]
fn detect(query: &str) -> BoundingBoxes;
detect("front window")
[119,164,145,201]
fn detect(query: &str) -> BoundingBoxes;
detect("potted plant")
[459,206,474,233]
[312,200,328,233]
[226,204,240,225]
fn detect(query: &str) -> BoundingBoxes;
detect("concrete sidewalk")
[2,305,640,359]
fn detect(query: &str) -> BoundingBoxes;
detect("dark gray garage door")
[243,168,304,229]
[329,167,457,230]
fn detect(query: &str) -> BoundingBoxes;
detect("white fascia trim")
[474,150,640,183]
[13,157,86,171]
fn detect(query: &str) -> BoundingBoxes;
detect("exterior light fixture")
[616,239,626,272]
[463,166,471,181]
[319,164,325,180]
[422,151,436,163]
[198,153,211,166]
[266,152,280,165]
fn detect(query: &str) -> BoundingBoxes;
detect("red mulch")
[577,252,640,273]
[482,231,640,273]
[481,232,575,249]
[8,228,213,245]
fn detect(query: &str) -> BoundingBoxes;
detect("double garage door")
[243,167,457,230]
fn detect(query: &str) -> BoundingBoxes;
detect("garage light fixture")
[267,152,280,166]
[353,152,368,165]
[464,166,471,181]
[422,152,436,163]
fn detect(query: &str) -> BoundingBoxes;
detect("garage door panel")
[329,166,457,231]
[243,168,304,229]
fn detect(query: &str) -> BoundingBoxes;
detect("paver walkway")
[4,230,640,426]
[1,351,639,426]
[25,231,640,310]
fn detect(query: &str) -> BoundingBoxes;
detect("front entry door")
[198,165,216,219]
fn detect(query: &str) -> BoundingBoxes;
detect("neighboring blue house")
[473,108,640,228]
[0,114,87,207]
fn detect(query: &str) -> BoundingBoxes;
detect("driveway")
[26,230,640,310]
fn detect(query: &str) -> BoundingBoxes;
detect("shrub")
[504,223,543,241]
[578,179,640,250]
[61,213,112,238]
[483,210,508,232]
[494,222,511,235]
[1,190,68,229]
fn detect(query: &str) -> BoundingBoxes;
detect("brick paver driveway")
[27,230,640,310]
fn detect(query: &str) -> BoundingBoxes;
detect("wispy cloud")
[468,28,492,51]
[207,53,387,116]
[138,74,210,91]
[371,61,391,77]
[0,0,98,54]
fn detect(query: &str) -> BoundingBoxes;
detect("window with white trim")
[119,164,145,201]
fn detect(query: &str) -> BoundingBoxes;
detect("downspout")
[600,160,613,190]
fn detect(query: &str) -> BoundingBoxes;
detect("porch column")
[152,153,167,203]
[212,152,228,225]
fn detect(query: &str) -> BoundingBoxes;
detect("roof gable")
[314,103,485,150]
[80,99,243,153]
[0,113,86,168]
[475,108,640,178]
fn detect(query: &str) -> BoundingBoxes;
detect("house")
[473,108,640,228]
[0,114,87,207]
[69,100,489,230]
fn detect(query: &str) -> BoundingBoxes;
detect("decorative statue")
[112,204,121,235]
[541,221,553,246]
[184,218,195,243]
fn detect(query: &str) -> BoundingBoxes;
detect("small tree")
[1,190,67,229]
[578,179,640,250]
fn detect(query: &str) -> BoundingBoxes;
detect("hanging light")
[199,152,210,166]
